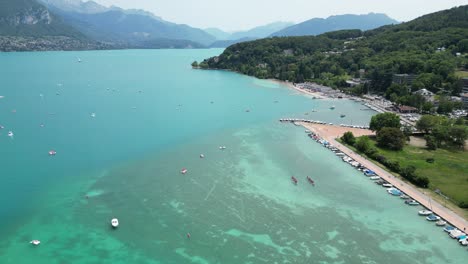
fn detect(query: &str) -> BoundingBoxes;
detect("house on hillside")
[393,74,417,85]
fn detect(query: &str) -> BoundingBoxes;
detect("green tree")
[416,115,441,133]
[449,125,468,148]
[369,113,401,132]
[424,135,437,150]
[355,136,371,153]
[341,131,356,145]
[376,127,406,150]
[437,98,455,114]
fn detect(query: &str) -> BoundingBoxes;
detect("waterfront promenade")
[299,122,468,233]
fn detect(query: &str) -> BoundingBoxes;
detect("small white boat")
[199,154,205,158]
[30,240,41,246]
[405,200,419,206]
[90,113,96,118]
[426,214,441,221]
[400,194,410,199]
[7,131,13,137]
[382,183,393,188]
[111,218,119,228]
[369,176,380,180]
[77,58,82,63]
[48,150,57,156]
[180,168,188,174]
[219,146,226,150]
[418,210,433,216]
[435,220,447,226]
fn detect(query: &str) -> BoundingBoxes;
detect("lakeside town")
[293,74,468,129]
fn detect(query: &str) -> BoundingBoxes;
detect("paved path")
[301,122,468,233]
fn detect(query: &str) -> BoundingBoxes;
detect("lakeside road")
[299,122,468,233]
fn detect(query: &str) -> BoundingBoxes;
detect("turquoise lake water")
[0,49,466,263]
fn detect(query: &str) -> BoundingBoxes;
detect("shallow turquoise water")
[0,49,465,263]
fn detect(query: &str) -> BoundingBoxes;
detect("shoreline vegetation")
[290,121,468,231]
[198,5,468,117]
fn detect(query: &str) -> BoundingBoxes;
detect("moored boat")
[399,194,410,199]
[443,225,455,232]
[8,131,13,137]
[426,214,441,221]
[306,176,315,186]
[111,218,119,228]
[180,168,188,174]
[405,200,419,206]
[387,188,401,196]
[435,220,447,226]
[382,183,393,188]
[369,176,380,180]
[418,210,433,216]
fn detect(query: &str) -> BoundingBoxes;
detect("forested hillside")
[201,6,468,107]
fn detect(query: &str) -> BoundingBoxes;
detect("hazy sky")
[93,0,468,31]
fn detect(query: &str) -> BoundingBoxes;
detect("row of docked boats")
[301,127,468,248]
[279,118,369,130]
[444,226,468,246]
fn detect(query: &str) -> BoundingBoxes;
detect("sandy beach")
[269,79,327,99]
[300,122,468,233]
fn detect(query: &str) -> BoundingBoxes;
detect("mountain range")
[0,0,400,51]
[271,13,399,37]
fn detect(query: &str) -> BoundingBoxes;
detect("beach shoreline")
[299,122,468,232]
[268,79,327,99]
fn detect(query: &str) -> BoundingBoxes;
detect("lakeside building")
[462,93,468,109]
[397,105,418,113]
[393,74,417,85]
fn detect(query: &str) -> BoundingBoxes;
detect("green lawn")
[455,70,468,78]
[366,139,468,207]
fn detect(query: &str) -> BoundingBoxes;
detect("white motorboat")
[449,229,464,239]
[199,154,205,158]
[400,194,410,199]
[30,240,41,246]
[48,150,57,156]
[426,214,441,221]
[405,200,419,206]
[7,131,13,137]
[219,146,226,150]
[382,183,393,188]
[418,210,433,216]
[369,176,380,180]
[435,220,447,226]
[90,113,96,118]
[111,218,119,228]
[180,168,188,174]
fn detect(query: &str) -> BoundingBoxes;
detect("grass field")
[455,70,468,78]
[365,139,468,208]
